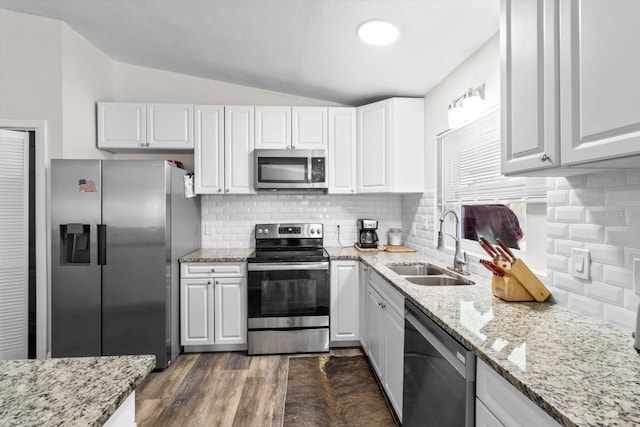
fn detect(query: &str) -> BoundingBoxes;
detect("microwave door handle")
[307,157,312,183]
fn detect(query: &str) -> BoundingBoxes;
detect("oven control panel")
[255,223,323,239]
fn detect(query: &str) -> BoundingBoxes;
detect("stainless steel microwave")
[254,149,327,192]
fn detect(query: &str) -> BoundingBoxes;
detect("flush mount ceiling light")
[357,20,399,46]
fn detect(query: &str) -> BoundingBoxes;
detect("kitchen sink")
[386,263,445,276]
[406,275,474,286]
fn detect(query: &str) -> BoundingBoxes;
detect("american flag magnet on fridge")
[79,179,96,192]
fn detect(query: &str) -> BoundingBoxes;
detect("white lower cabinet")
[476,359,560,427]
[330,260,360,343]
[358,262,369,353]
[363,269,404,420]
[180,262,247,350]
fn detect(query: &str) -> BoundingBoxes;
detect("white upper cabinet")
[255,106,291,149]
[147,104,194,149]
[357,98,424,193]
[225,106,255,194]
[255,106,327,150]
[559,0,640,167]
[501,0,640,175]
[98,102,193,152]
[501,0,559,175]
[328,107,357,194]
[292,107,328,150]
[97,102,147,150]
[194,105,224,194]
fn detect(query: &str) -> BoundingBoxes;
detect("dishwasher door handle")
[406,312,467,378]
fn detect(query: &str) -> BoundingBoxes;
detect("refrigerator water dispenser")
[60,223,90,264]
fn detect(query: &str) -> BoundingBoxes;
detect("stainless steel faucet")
[437,209,469,275]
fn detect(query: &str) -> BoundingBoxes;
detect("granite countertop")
[181,246,640,426]
[180,248,254,262]
[0,355,155,427]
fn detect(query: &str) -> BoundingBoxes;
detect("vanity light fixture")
[447,84,486,129]
[357,20,399,46]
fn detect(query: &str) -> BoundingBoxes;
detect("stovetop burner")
[247,222,328,263]
[247,248,329,263]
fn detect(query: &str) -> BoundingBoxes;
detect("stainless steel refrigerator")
[51,160,200,369]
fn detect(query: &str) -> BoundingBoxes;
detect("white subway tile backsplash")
[604,227,640,250]
[568,224,603,242]
[546,190,569,205]
[553,272,586,294]
[584,242,624,266]
[606,186,640,206]
[602,265,633,289]
[602,305,636,331]
[201,193,403,248]
[627,170,640,185]
[586,207,626,226]
[623,290,640,311]
[569,188,604,206]
[554,239,585,256]
[555,206,585,223]
[547,223,569,239]
[547,285,568,305]
[568,294,603,318]
[547,254,569,273]
[585,171,627,188]
[584,282,624,306]
[590,262,603,282]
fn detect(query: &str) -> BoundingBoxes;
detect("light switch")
[571,248,590,280]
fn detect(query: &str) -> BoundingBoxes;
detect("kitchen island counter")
[0,354,155,426]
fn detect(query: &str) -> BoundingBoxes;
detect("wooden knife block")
[491,275,535,302]
[491,259,551,302]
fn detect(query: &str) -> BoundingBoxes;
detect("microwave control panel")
[311,157,325,183]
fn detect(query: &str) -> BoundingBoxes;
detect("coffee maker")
[357,219,379,249]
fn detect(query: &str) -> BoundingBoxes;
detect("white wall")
[61,24,115,159]
[0,9,63,158]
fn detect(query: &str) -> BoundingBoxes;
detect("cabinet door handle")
[207,280,212,285]
[211,268,216,272]
[215,280,220,286]
[217,189,222,193]
[539,153,550,162]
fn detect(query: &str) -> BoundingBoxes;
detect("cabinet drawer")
[181,262,246,278]
[368,269,404,316]
[476,359,559,427]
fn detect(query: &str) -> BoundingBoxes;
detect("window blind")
[437,106,547,204]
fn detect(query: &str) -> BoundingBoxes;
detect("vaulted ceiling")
[0,0,500,105]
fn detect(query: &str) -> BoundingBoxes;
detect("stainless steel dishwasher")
[403,300,476,426]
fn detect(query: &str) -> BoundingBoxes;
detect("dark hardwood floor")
[135,348,365,427]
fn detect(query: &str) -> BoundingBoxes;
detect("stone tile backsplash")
[200,193,403,249]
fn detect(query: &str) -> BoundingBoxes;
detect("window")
[436,106,547,269]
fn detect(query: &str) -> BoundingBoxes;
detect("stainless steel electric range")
[246,223,329,355]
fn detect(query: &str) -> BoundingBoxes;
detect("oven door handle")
[248,262,329,271]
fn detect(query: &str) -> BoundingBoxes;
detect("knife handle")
[496,238,516,259]
[478,238,498,259]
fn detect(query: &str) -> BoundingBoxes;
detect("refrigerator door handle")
[97,224,107,265]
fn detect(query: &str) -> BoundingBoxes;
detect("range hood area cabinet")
[194,105,256,194]
[501,0,640,176]
[255,106,328,150]
[357,98,425,193]
[97,102,194,152]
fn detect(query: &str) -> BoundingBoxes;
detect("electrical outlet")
[411,223,416,236]
[571,248,590,280]
[204,223,213,235]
